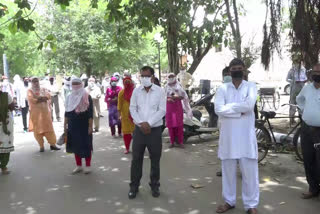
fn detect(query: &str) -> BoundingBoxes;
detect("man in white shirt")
[215,59,259,214]
[48,77,61,122]
[86,77,102,132]
[296,63,320,199]
[287,63,308,125]
[128,66,166,199]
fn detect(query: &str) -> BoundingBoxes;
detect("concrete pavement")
[0,109,319,214]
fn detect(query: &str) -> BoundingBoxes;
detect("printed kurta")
[27,88,54,134]
[118,89,135,134]
[105,86,122,127]
[214,80,258,160]
[0,93,14,153]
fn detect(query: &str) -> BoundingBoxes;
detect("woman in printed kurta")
[0,91,15,175]
[118,77,135,154]
[105,77,122,137]
[165,73,192,148]
[27,77,60,152]
[65,77,93,174]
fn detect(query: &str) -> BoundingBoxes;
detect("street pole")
[3,54,9,78]
[158,42,161,83]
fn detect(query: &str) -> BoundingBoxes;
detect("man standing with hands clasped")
[214,58,259,214]
[296,63,320,199]
[128,66,166,199]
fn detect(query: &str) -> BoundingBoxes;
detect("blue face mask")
[223,75,232,83]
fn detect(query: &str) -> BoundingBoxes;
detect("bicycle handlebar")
[281,103,300,109]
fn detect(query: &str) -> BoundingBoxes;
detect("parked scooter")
[162,93,219,143]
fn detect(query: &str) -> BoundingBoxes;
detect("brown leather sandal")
[216,203,235,213]
[247,208,258,214]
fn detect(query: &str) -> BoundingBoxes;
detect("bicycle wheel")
[293,127,303,161]
[273,91,281,110]
[255,122,271,162]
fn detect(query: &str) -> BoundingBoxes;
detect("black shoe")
[50,145,61,151]
[216,171,222,177]
[151,187,160,198]
[128,189,138,199]
[40,147,45,152]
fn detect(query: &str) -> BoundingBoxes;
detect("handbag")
[57,133,66,145]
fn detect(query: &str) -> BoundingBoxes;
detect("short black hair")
[141,66,155,75]
[229,58,245,68]
[222,66,230,76]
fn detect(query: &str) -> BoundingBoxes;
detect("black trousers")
[130,126,162,191]
[301,121,320,194]
[21,104,29,131]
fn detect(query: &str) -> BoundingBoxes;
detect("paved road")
[1,106,319,214]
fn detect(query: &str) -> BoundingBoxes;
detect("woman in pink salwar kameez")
[165,73,192,148]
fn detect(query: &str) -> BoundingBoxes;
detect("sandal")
[247,208,258,214]
[216,203,235,213]
[1,168,11,175]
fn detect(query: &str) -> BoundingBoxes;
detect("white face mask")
[111,82,117,87]
[168,77,176,84]
[141,77,152,87]
[223,76,232,83]
[88,82,95,87]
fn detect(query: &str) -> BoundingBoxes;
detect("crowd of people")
[0,58,319,214]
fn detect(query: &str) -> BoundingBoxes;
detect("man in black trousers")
[296,63,320,199]
[128,66,166,199]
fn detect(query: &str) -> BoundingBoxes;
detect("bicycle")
[256,104,303,163]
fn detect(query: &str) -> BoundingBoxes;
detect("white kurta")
[214,80,258,160]
[0,93,14,153]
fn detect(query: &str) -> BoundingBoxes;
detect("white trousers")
[221,158,259,210]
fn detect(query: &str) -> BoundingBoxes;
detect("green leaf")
[37,42,44,50]
[14,0,31,10]
[46,34,56,41]
[90,0,98,8]
[8,21,18,34]
[0,33,4,41]
[50,42,57,52]
[14,10,23,18]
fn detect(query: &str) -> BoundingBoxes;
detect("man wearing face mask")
[48,77,61,122]
[287,62,307,125]
[215,58,259,214]
[86,77,102,132]
[1,76,14,98]
[296,63,320,200]
[128,66,166,199]
[222,66,232,83]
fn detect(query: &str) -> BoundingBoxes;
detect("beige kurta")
[27,88,54,134]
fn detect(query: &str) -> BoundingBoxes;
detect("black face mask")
[312,74,320,83]
[231,70,243,79]
[24,81,29,87]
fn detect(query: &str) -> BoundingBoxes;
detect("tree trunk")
[225,0,242,58]
[167,0,180,75]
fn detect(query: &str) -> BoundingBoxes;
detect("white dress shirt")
[286,66,308,83]
[130,84,166,128]
[296,83,320,127]
[214,80,258,160]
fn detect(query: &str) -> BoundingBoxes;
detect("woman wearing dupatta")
[118,77,135,154]
[0,90,15,175]
[105,77,122,137]
[65,77,94,174]
[165,73,192,148]
[27,77,60,152]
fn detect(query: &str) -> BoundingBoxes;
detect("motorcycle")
[162,92,219,143]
